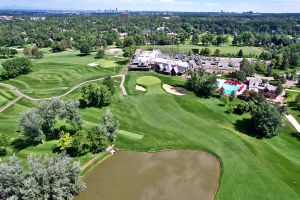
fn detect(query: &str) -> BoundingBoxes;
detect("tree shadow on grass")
[116,60,129,65]
[10,138,34,152]
[234,118,263,139]
[290,132,300,141]
[76,53,90,57]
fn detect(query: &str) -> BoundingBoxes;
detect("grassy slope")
[0,68,299,199]
[0,85,18,108]
[112,72,299,199]
[0,50,126,98]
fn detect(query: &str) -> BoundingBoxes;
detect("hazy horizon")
[0,0,299,13]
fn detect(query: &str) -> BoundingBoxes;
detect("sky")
[0,0,299,13]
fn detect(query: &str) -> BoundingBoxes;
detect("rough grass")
[141,45,263,56]
[0,50,126,98]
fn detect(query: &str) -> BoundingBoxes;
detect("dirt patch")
[163,84,188,96]
[106,48,123,55]
[78,150,220,200]
[136,85,147,92]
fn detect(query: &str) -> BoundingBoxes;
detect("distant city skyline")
[0,0,299,13]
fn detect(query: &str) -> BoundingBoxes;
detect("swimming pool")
[217,79,244,95]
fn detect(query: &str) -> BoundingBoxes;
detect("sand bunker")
[163,84,188,96]
[136,85,147,92]
[87,63,99,67]
[106,48,123,55]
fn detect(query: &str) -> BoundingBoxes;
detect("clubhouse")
[129,49,256,75]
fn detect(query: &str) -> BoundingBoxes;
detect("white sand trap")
[163,84,188,96]
[136,85,147,92]
[88,63,99,67]
[106,48,123,55]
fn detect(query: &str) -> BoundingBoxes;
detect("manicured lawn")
[285,91,300,122]
[0,50,127,98]
[0,85,18,108]
[141,45,263,57]
[0,70,299,199]
[136,76,161,86]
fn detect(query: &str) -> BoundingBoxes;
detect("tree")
[187,68,218,97]
[123,36,135,47]
[238,49,244,58]
[55,132,73,151]
[19,98,83,145]
[281,54,290,70]
[220,95,229,106]
[19,109,45,144]
[0,156,25,199]
[88,126,110,153]
[241,31,254,45]
[251,101,282,138]
[23,47,32,57]
[0,134,8,156]
[123,46,136,58]
[68,130,90,156]
[31,46,44,59]
[240,58,255,76]
[99,109,119,142]
[200,48,211,56]
[78,41,93,55]
[0,57,33,80]
[81,83,112,108]
[275,81,283,96]
[96,49,105,59]
[0,154,85,199]
[51,42,65,52]
[103,76,115,94]
[296,93,300,110]
[191,34,200,45]
[214,49,221,57]
[290,53,300,67]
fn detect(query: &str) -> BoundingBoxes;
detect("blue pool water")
[217,79,242,95]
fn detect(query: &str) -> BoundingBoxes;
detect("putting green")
[136,76,161,86]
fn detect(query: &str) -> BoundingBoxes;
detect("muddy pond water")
[77,150,220,200]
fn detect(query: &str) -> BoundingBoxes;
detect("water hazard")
[77,150,220,200]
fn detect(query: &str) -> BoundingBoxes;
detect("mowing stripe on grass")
[118,130,144,140]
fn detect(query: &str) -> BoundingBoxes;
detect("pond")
[77,150,220,200]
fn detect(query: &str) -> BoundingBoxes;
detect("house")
[247,77,282,99]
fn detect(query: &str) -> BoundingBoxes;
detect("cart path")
[0,74,127,113]
[285,114,300,133]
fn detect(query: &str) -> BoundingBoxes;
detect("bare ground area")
[162,84,188,96]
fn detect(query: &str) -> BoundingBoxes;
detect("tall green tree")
[251,101,282,138]
[187,68,218,97]
[81,84,112,108]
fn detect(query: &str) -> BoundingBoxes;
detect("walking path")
[0,73,127,113]
[0,96,23,113]
[285,114,300,133]
[285,89,300,93]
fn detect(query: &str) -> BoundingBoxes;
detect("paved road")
[0,74,127,113]
[285,114,300,133]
